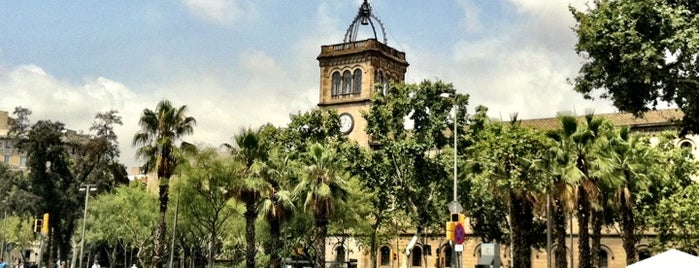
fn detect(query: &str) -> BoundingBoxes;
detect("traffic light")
[41,213,49,234]
[446,213,466,242]
[33,219,42,233]
[445,221,455,241]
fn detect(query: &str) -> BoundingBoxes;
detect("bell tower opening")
[317,0,409,145]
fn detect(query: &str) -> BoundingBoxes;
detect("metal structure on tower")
[343,0,388,44]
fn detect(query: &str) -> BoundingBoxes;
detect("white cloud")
[457,0,483,33]
[0,64,147,167]
[182,0,246,26]
[405,0,616,120]
[0,57,318,169]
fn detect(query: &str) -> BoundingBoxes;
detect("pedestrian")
[90,260,100,268]
[0,258,7,268]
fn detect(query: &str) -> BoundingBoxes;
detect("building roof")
[519,109,684,132]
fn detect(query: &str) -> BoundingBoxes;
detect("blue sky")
[0,0,617,168]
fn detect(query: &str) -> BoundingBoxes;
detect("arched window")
[335,245,346,263]
[599,250,609,268]
[443,244,452,267]
[353,69,362,94]
[332,71,341,97]
[380,246,391,266]
[679,139,694,150]
[411,246,422,267]
[342,70,352,94]
[378,70,389,95]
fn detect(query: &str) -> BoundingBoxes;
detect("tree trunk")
[152,182,169,268]
[269,217,281,268]
[591,209,602,268]
[553,198,568,268]
[510,193,532,268]
[314,217,328,268]
[620,193,637,265]
[369,218,381,268]
[577,187,591,268]
[245,201,257,268]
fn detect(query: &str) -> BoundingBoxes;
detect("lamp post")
[79,184,97,268]
[441,93,463,212]
[441,92,463,268]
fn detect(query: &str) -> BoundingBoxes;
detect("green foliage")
[174,147,240,267]
[571,0,699,134]
[364,80,460,231]
[132,99,196,268]
[651,183,699,253]
[466,116,552,268]
[88,182,158,266]
[133,99,197,179]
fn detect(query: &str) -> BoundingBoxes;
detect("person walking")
[0,258,7,268]
[90,260,100,268]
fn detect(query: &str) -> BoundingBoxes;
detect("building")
[0,110,27,170]
[316,2,695,268]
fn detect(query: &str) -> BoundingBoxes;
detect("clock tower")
[317,0,409,146]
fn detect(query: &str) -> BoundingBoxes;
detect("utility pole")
[79,184,97,268]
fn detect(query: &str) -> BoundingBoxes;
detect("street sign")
[454,244,464,252]
[454,223,466,244]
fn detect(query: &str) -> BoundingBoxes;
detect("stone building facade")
[316,2,693,268]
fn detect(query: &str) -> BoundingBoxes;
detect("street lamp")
[79,184,97,268]
[440,93,462,213]
[441,92,463,268]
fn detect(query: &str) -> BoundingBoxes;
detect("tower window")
[342,70,352,94]
[353,69,362,94]
[332,72,341,97]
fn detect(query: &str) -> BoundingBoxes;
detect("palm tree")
[133,99,196,268]
[294,143,351,268]
[545,116,579,268]
[595,127,655,265]
[227,128,269,268]
[546,114,608,268]
[255,149,296,268]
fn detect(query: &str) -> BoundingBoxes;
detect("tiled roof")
[519,109,684,131]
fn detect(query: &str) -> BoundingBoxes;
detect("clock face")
[339,113,354,134]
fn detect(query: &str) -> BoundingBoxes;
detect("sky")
[0,0,619,169]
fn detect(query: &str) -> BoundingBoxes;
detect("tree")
[294,143,352,268]
[253,148,296,268]
[343,142,400,268]
[75,110,129,190]
[543,116,579,268]
[133,99,196,268]
[23,120,81,267]
[7,107,128,266]
[8,106,31,139]
[469,116,550,268]
[592,127,656,265]
[570,0,699,134]
[88,182,158,267]
[227,128,269,268]
[364,80,457,265]
[545,114,612,268]
[176,148,240,268]
[645,132,698,254]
